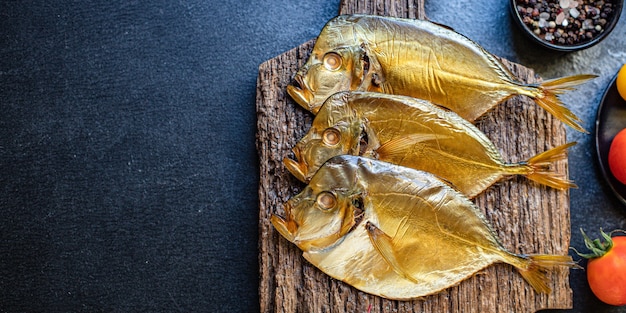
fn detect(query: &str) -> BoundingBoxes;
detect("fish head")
[287,17,368,114]
[284,93,363,182]
[272,156,366,252]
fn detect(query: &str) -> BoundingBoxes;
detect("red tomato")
[578,230,626,306]
[609,128,626,185]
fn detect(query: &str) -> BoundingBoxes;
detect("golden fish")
[272,155,577,300]
[284,91,576,198]
[287,14,595,133]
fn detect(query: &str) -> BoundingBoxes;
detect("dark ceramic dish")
[595,72,626,206]
[510,0,623,52]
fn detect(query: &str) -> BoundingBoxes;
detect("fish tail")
[516,254,580,294]
[530,74,596,133]
[522,142,578,190]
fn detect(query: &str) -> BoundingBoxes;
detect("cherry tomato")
[617,64,626,101]
[609,128,626,185]
[577,229,626,306]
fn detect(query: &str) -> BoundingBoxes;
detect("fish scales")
[287,14,595,132]
[272,155,577,300]
[368,17,516,109]
[284,92,576,198]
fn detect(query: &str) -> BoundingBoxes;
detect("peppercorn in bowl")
[510,0,623,51]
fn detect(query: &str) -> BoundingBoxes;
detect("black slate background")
[1,0,625,312]
[1,1,338,311]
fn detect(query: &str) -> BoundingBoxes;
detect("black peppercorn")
[515,0,618,45]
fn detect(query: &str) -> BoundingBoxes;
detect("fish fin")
[534,74,596,133]
[376,134,449,159]
[365,221,418,284]
[523,142,578,190]
[516,254,580,294]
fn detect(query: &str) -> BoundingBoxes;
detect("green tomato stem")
[574,228,614,260]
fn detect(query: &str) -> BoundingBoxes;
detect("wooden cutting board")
[256,0,573,312]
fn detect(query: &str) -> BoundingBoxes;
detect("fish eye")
[322,128,341,146]
[316,192,337,211]
[323,52,342,71]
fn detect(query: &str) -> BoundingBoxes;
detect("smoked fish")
[284,92,576,198]
[287,14,595,132]
[272,155,577,300]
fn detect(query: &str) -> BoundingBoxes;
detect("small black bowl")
[510,0,623,52]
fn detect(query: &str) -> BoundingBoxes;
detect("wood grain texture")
[256,0,573,312]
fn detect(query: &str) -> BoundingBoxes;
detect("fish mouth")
[270,202,298,243]
[283,146,310,183]
[287,75,313,111]
[271,201,338,250]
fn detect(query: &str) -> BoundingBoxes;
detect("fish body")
[272,155,576,299]
[284,92,576,198]
[287,14,594,132]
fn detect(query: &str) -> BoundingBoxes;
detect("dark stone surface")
[0,0,624,312]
